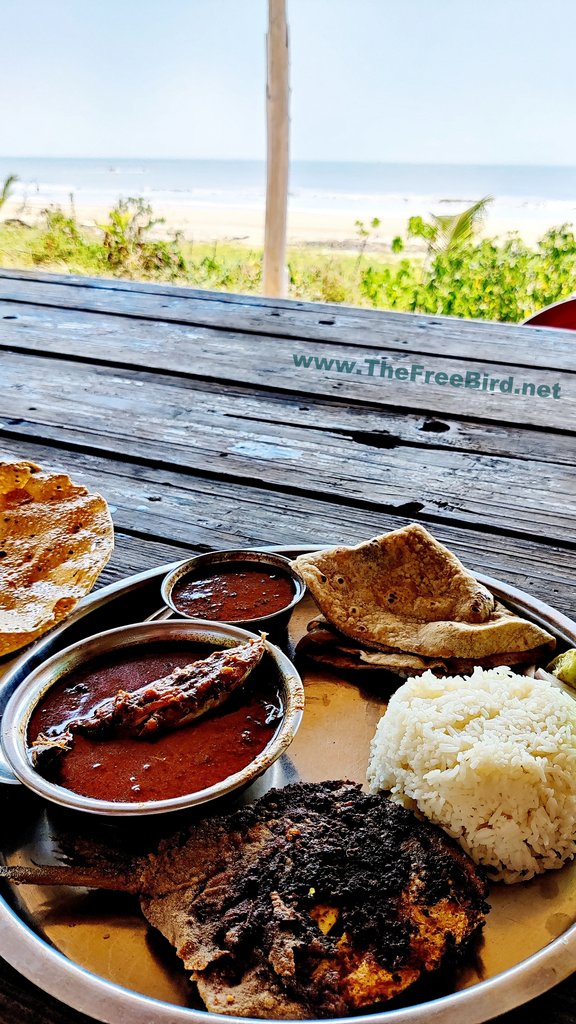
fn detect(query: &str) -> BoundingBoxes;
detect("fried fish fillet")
[0,781,489,1018]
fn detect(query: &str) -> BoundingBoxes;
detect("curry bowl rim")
[160,549,306,625]
[1,619,304,817]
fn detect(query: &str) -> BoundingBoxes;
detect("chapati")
[292,526,554,661]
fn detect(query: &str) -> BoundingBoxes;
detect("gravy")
[28,643,283,803]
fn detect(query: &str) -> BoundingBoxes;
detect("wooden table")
[0,267,575,1024]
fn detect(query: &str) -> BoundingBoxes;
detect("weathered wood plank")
[2,351,574,541]
[1,275,575,372]
[0,950,98,1024]
[0,265,573,359]
[198,386,576,465]
[0,303,573,430]
[0,266,570,344]
[1,355,574,544]
[1,302,574,463]
[1,436,574,616]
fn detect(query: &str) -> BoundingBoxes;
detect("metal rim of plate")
[1,547,576,1024]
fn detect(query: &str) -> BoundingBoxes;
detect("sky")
[2,0,576,165]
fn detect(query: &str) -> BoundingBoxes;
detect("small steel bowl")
[0,620,304,817]
[161,550,306,632]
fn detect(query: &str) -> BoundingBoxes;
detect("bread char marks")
[292,526,555,665]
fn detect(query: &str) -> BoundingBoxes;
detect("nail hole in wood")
[419,419,450,433]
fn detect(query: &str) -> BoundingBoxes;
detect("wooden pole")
[263,0,290,297]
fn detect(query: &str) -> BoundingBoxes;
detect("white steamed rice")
[367,666,576,883]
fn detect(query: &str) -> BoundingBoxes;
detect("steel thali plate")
[0,548,576,1024]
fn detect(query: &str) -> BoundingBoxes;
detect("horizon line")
[2,155,576,170]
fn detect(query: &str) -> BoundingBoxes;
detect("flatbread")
[0,457,114,656]
[297,618,449,675]
[297,618,553,678]
[293,525,494,625]
[292,526,555,660]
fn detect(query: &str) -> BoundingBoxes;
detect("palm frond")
[430,195,493,254]
[0,174,18,211]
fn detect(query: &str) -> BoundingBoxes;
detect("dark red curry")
[28,643,283,803]
[172,563,295,621]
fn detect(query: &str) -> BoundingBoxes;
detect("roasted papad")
[0,457,114,656]
[292,525,555,664]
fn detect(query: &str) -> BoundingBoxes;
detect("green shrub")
[31,208,103,268]
[358,226,576,322]
[98,198,186,278]
[1,193,576,323]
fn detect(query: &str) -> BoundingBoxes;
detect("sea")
[2,158,576,229]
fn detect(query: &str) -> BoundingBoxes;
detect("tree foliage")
[2,193,576,323]
[414,196,493,254]
[357,224,576,322]
[0,174,18,212]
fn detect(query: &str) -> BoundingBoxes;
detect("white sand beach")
[3,192,575,252]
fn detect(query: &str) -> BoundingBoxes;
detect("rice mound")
[367,666,576,883]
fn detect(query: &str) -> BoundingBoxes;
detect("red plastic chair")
[524,297,576,329]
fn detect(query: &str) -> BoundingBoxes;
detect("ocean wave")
[94,167,146,175]
[13,181,77,194]
[6,174,576,222]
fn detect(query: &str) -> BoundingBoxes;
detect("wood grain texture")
[1,351,574,543]
[0,436,574,617]
[1,272,576,370]
[0,271,575,1024]
[0,302,574,430]
[1,302,574,463]
[0,264,573,341]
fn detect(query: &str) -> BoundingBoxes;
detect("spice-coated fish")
[0,782,489,1018]
[30,637,266,770]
